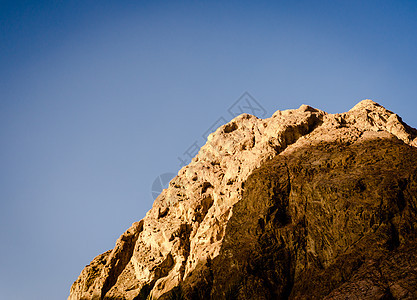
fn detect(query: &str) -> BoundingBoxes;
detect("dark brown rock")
[175,136,417,299]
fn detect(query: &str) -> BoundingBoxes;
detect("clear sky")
[1,1,417,299]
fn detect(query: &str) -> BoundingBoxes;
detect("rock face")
[69,100,417,299]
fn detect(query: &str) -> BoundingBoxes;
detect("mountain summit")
[69,100,417,299]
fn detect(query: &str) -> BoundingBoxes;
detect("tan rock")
[68,100,417,299]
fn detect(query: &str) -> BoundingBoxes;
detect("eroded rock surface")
[69,100,417,299]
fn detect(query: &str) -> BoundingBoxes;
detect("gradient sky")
[1,1,417,299]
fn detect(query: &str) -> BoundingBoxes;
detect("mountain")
[68,100,417,299]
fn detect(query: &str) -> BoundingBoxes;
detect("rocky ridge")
[69,100,417,299]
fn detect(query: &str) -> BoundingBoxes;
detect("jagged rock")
[69,100,417,299]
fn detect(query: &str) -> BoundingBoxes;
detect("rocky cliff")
[69,100,417,299]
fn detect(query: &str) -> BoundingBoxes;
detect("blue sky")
[1,1,417,299]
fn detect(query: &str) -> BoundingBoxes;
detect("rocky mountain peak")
[349,98,382,111]
[69,100,417,300]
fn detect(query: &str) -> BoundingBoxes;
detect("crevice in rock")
[158,207,169,219]
[154,253,175,281]
[101,220,144,299]
[224,122,238,133]
[201,182,213,194]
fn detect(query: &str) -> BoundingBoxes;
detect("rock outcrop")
[69,100,417,299]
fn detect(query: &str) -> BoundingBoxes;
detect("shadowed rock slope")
[69,100,417,299]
